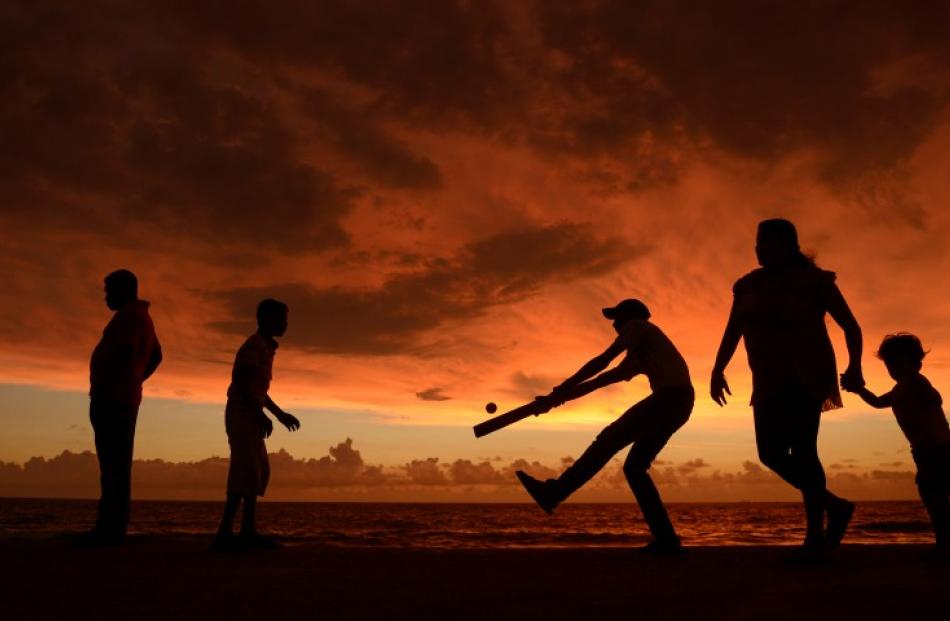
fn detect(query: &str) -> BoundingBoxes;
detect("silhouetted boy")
[517,299,694,553]
[212,299,299,551]
[81,269,162,546]
[843,333,950,558]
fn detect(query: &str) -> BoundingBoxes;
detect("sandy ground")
[2,537,948,620]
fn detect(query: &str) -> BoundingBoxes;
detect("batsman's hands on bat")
[536,388,567,410]
[710,370,731,406]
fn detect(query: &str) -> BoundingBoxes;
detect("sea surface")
[0,498,935,548]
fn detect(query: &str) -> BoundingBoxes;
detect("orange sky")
[3,1,950,501]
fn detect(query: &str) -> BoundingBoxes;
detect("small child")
[211,299,300,551]
[843,333,950,557]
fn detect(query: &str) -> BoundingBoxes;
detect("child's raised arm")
[847,384,893,409]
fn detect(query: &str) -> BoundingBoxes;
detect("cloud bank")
[0,438,921,502]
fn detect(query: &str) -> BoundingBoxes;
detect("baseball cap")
[602,299,651,321]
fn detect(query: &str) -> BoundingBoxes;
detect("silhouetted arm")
[265,395,300,431]
[553,355,640,404]
[554,341,626,395]
[711,302,742,406]
[101,344,136,378]
[826,285,864,388]
[143,340,162,380]
[850,386,892,409]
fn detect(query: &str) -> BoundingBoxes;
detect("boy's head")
[104,269,138,310]
[602,299,650,333]
[877,333,926,381]
[257,298,289,337]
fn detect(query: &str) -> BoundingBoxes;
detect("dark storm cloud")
[0,2,353,251]
[303,89,442,189]
[134,1,690,192]
[160,0,520,129]
[212,222,643,354]
[539,0,950,217]
[5,0,948,256]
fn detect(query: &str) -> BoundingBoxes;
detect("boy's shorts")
[225,400,270,497]
[913,442,950,497]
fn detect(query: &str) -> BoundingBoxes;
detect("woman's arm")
[826,284,864,388]
[711,302,742,406]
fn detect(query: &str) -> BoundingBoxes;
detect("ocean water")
[0,499,934,548]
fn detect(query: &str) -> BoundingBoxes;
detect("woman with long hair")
[711,219,863,561]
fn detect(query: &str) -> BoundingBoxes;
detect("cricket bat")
[473,398,553,438]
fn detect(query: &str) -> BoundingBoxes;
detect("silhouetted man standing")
[83,269,162,545]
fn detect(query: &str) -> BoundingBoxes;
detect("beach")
[2,537,947,620]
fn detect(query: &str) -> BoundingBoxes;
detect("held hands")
[710,370,731,406]
[276,411,301,432]
[840,366,865,393]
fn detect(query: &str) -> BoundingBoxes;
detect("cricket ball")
[485,402,497,414]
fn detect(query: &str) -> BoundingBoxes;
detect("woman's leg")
[786,399,826,546]
[754,388,831,547]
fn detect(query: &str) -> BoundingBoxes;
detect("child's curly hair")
[877,333,927,367]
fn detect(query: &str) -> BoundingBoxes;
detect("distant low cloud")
[416,388,452,402]
[676,458,710,475]
[508,372,557,399]
[0,444,923,502]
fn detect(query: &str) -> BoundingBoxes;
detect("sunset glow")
[3,1,950,501]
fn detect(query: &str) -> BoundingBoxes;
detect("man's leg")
[238,494,280,549]
[113,405,139,538]
[623,390,692,548]
[552,395,662,503]
[240,495,257,537]
[90,401,119,537]
[624,463,677,544]
[217,493,242,536]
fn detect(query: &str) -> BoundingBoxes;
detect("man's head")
[257,298,289,337]
[104,269,138,311]
[877,333,926,381]
[602,299,650,332]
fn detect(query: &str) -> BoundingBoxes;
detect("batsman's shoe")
[516,470,557,515]
[638,538,684,556]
